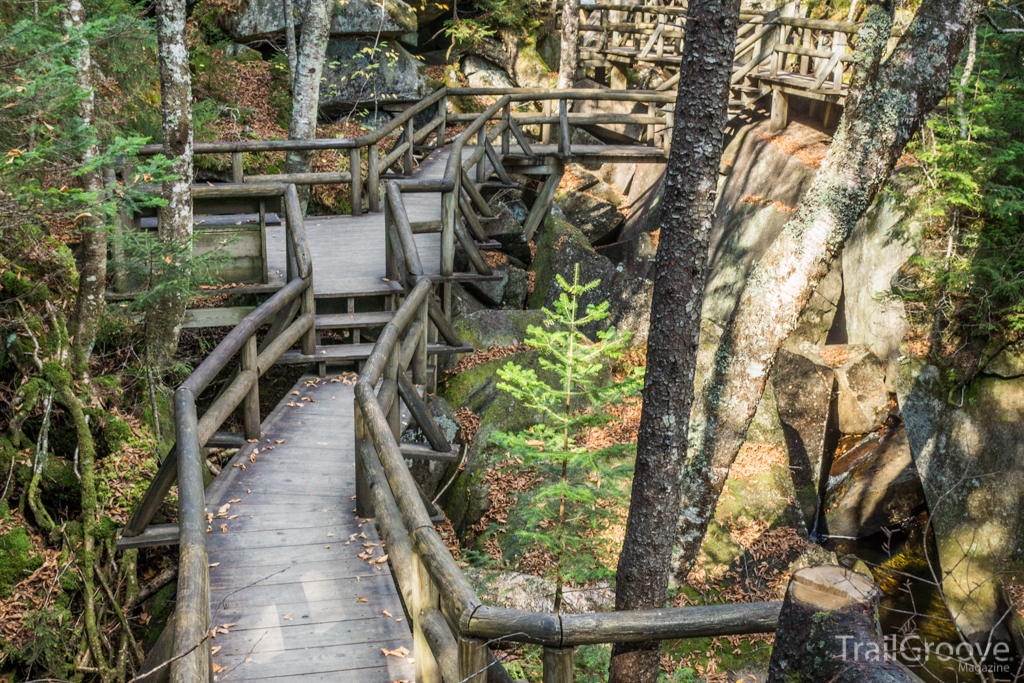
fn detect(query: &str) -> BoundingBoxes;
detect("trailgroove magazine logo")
[837,635,1014,674]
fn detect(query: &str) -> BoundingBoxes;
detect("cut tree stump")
[768,566,920,683]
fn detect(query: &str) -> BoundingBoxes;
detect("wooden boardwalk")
[203,373,415,683]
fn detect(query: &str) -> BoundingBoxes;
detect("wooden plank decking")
[203,373,415,683]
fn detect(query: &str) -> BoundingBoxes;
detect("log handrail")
[119,181,317,683]
[359,98,782,683]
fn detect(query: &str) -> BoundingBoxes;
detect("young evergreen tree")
[494,266,635,611]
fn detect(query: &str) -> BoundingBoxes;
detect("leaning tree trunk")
[673,0,981,579]
[608,0,741,682]
[557,0,581,89]
[769,566,917,682]
[284,0,332,205]
[65,0,106,379]
[146,0,193,374]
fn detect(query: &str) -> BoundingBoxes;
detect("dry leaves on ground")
[454,407,480,449]
[729,443,788,480]
[471,456,542,564]
[444,344,527,380]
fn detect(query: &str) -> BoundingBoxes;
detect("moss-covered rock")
[453,309,547,351]
[0,521,43,599]
[898,359,1024,641]
[529,215,652,345]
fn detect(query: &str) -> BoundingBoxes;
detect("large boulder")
[898,360,1024,642]
[841,180,923,361]
[771,348,837,525]
[319,38,436,110]
[226,0,417,41]
[453,309,546,351]
[554,190,624,246]
[529,215,651,344]
[823,423,925,539]
[461,56,515,89]
[405,395,460,498]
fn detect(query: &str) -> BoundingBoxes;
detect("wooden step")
[276,342,474,366]
[315,311,395,330]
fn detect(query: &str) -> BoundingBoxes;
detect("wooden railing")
[116,182,315,682]
[581,1,860,124]
[138,89,448,217]
[357,101,783,683]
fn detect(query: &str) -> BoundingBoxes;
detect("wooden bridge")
[117,5,863,681]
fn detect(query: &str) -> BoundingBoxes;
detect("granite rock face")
[226,0,417,41]
[320,38,436,109]
[898,360,1024,641]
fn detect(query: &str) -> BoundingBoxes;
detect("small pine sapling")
[493,264,637,612]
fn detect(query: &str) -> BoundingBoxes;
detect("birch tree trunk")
[146,0,193,374]
[284,0,332,204]
[608,1,741,682]
[557,0,581,89]
[65,0,106,379]
[673,0,981,579]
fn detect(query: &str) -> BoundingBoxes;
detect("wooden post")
[770,88,789,132]
[823,100,840,129]
[354,401,371,518]
[501,103,511,156]
[301,279,316,358]
[542,99,552,145]
[476,125,487,185]
[800,27,811,75]
[646,102,656,145]
[231,152,243,183]
[240,335,260,440]
[350,147,363,216]
[414,297,428,385]
[543,648,574,683]
[458,637,488,683]
[663,110,673,153]
[367,143,380,213]
[440,182,456,278]
[558,98,570,158]
[832,30,846,92]
[412,552,442,683]
[404,116,415,175]
[386,346,400,440]
[437,95,447,147]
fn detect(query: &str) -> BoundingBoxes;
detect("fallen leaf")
[283,614,293,621]
[209,562,220,568]
[383,610,393,617]
[357,597,368,603]
[220,524,228,534]
[212,663,227,674]
[210,645,222,655]
[229,498,241,503]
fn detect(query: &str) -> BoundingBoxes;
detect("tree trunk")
[283,0,298,90]
[557,0,581,89]
[146,0,193,374]
[768,566,917,682]
[64,0,106,379]
[284,0,332,204]
[608,0,741,681]
[673,0,981,579]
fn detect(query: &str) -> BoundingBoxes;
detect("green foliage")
[444,0,546,48]
[894,28,1024,360]
[492,265,636,610]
